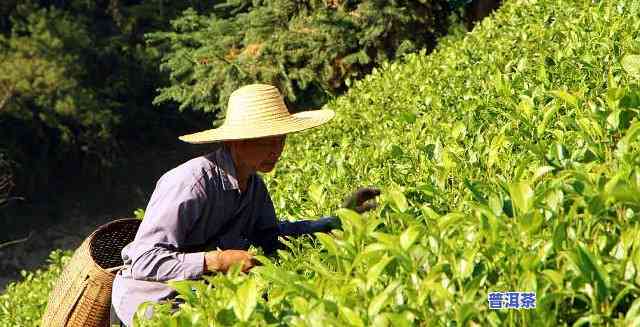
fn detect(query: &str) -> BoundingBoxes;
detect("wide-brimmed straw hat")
[178,84,335,144]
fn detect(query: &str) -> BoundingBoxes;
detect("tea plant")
[0,250,71,327]
[130,0,640,325]
[4,0,640,325]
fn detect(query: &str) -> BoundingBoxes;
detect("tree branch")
[0,231,32,250]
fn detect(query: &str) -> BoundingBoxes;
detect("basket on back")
[42,218,141,327]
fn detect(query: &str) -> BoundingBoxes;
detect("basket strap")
[62,278,90,326]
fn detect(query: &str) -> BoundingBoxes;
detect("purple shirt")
[112,144,278,326]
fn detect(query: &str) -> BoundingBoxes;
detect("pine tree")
[147,0,452,123]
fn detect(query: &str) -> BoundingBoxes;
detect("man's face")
[234,135,287,173]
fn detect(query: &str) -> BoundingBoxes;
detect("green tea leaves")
[622,54,640,79]
[537,103,560,137]
[366,255,393,289]
[572,245,610,304]
[339,306,365,327]
[308,183,326,206]
[12,0,640,326]
[233,279,258,322]
[550,89,579,107]
[616,121,640,158]
[508,181,534,215]
[368,281,401,318]
[399,226,420,251]
[387,188,408,213]
[532,166,555,184]
[316,233,340,257]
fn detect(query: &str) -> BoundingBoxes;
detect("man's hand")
[204,250,255,273]
[342,187,381,213]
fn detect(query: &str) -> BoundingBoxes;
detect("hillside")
[141,0,640,324]
[3,0,640,325]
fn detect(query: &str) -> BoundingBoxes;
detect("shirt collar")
[216,144,240,191]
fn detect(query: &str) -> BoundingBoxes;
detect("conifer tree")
[147,0,451,123]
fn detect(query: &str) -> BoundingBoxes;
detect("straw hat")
[178,84,335,144]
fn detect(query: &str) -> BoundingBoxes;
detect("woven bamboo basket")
[41,218,141,327]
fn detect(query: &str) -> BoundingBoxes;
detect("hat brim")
[178,109,335,144]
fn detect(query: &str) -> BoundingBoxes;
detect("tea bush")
[5,0,640,325]
[0,250,70,327]
[135,0,640,325]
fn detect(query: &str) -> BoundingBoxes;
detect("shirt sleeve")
[252,217,341,256]
[122,171,206,282]
[249,185,282,255]
[276,216,340,237]
[249,184,341,255]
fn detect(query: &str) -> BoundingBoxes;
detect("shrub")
[0,1,216,198]
[137,0,640,325]
[7,0,640,325]
[0,250,71,327]
[0,4,118,165]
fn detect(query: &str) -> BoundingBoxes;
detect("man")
[112,84,379,326]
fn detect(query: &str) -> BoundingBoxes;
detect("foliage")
[5,0,640,325]
[0,250,71,327]
[136,0,640,325]
[134,208,146,220]
[0,0,215,198]
[0,3,120,162]
[147,0,451,121]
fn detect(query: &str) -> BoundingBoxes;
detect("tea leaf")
[399,226,420,251]
[368,281,401,317]
[550,90,578,107]
[575,245,610,303]
[308,183,325,206]
[367,255,394,289]
[622,54,640,79]
[508,181,534,215]
[339,306,365,327]
[233,279,257,322]
[316,233,340,257]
